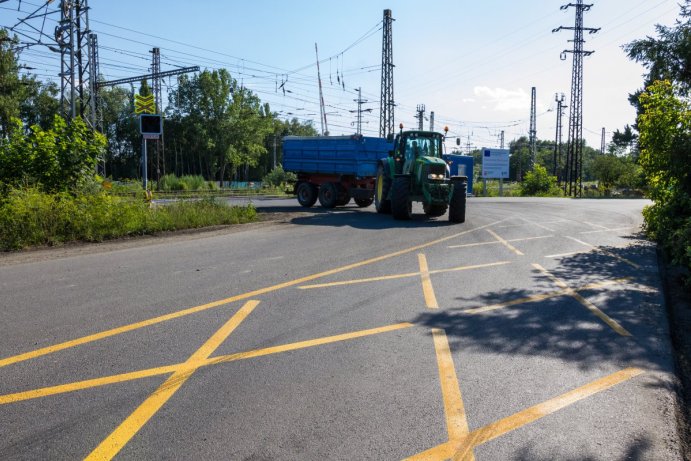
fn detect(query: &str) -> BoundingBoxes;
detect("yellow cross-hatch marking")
[404,367,645,460]
[86,300,260,460]
[0,323,414,406]
[0,219,508,370]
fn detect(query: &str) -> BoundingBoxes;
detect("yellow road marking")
[565,236,641,269]
[580,226,637,235]
[86,300,259,460]
[431,329,473,459]
[405,367,644,460]
[0,323,414,406]
[448,235,551,249]
[545,250,585,258]
[486,229,524,256]
[298,261,511,290]
[532,264,632,336]
[520,218,555,232]
[299,271,422,289]
[0,220,507,370]
[450,367,644,458]
[419,254,439,309]
[462,277,631,315]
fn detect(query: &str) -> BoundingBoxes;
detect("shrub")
[520,165,561,197]
[262,166,296,188]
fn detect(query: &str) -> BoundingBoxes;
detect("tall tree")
[0,29,25,137]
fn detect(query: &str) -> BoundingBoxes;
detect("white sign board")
[481,148,509,179]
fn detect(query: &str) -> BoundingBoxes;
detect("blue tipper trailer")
[283,135,393,208]
[443,154,474,195]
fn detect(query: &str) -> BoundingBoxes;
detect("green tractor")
[374,126,467,223]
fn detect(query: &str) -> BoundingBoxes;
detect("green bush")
[520,165,562,197]
[262,166,297,188]
[0,187,257,250]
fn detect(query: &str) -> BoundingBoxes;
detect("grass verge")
[0,188,257,250]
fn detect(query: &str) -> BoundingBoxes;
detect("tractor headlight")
[427,173,444,180]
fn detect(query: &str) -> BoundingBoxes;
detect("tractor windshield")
[403,134,442,162]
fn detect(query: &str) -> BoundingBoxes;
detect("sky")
[2,0,683,151]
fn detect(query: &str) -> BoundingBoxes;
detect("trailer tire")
[391,175,412,220]
[375,164,392,214]
[318,182,339,208]
[423,203,448,217]
[354,197,374,207]
[296,182,318,208]
[335,184,351,206]
[449,178,467,223]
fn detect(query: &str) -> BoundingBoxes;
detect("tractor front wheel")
[449,178,467,223]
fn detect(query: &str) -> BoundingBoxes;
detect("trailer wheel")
[335,184,351,206]
[354,197,374,208]
[423,203,448,217]
[449,178,467,223]
[296,182,318,208]
[375,164,392,214]
[318,182,338,208]
[391,175,412,220]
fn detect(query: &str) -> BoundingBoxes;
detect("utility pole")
[600,127,606,153]
[553,1,600,197]
[273,136,277,169]
[353,87,367,135]
[315,43,328,136]
[429,111,435,132]
[529,86,537,169]
[415,104,426,131]
[553,93,566,179]
[379,9,395,137]
[500,130,505,149]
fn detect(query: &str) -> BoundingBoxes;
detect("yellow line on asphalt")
[298,261,511,290]
[298,272,421,289]
[532,264,632,336]
[486,229,524,256]
[431,329,473,459]
[405,367,644,460]
[450,368,644,458]
[448,235,551,249]
[0,220,506,369]
[462,278,631,315]
[580,226,637,235]
[565,236,641,269]
[0,323,414,406]
[85,300,259,461]
[419,254,439,309]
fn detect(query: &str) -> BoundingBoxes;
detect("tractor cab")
[392,130,445,175]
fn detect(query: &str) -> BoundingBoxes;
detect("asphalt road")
[0,197,684,460]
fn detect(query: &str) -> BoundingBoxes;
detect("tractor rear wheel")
[391,176,412,220]
[374,165,392,214]
[296,182,318,208]
[449,178,467,223]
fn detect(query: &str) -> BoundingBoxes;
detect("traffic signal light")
[139,114,162,135]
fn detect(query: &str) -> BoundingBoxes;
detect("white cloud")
[473,86,530,112]
[461,98,476,103]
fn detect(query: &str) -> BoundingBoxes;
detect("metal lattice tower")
[87,33,100,130]
[529,86,537,169]
[553,93,566,179]
[151,47,164,180]
[56,0,94,123]
[553,1,599,197]
[353,87,367,135]
[379,9,395,137]
[600,127,606,153]
[415,104,426,130]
